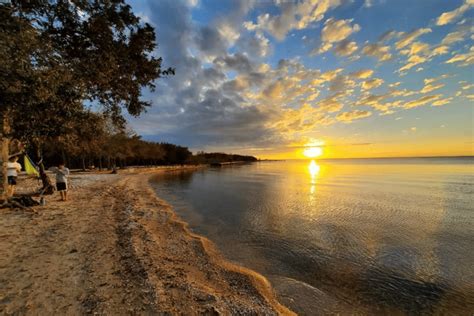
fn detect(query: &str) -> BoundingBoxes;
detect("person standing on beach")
[7,156,22,197]
[51,163,70,201]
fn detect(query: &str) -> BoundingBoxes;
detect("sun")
[303,146,323,158]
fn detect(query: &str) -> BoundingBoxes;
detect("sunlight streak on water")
[308,160,320,182]
[308,160,320,197]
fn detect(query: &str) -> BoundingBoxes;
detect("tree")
[0,0,174,200]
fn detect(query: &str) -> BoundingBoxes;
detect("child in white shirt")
[7,156,22,197]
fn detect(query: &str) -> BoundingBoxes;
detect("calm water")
[150,158,474,315]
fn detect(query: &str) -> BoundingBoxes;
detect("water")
[150,158,474,315]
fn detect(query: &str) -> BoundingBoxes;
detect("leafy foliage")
[1,0,174,137]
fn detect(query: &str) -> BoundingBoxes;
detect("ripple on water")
[150,160,474,314]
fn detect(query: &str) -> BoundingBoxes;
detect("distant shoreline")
[276,156,474,161]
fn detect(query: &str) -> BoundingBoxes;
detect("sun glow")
[303,146,323,158]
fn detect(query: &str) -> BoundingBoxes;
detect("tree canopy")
[2,0,175,133]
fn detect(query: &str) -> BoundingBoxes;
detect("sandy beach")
[0,168,294,315]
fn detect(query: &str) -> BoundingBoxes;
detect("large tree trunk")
[33,141,54,195]
[61,149,68,166]
[111,157,117,174]
[1,113,10,201]
[81,155,86,171]
[1,138,9,201]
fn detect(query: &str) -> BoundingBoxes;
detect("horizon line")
[259,155,474,161]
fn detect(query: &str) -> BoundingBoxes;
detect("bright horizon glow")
[303,146,323,158]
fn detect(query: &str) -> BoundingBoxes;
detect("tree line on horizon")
[31,112,256,170]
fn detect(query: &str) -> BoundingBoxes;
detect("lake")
[150,158,474,315]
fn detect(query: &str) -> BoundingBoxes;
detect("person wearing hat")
[7,155,22,197]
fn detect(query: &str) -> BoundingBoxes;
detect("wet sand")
[0,168,294,315]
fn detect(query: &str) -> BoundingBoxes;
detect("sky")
[126,0,473,159]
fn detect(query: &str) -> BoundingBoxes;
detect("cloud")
[400,42,430,56]
[315,18,360,54]
[361,78,384,90]
[316,95,344,113]
[378,30,401,42]
[397,41,435,73]
[213,53,254,73]
[398,55,428,72]
[431,45,450,56]
[353,92,403,114]
[237,32,271,57]
[436,0,473,26]
[362,28,434,73]
[350,69,374,79]
[420,83,444,94]
[337,110,372,122]
[334,40,358,56]
[195,26,229,58]
[222,76,250,92]
[269,103,335,137]
[445,46,474,66]
[397,24,473,73]
[322,18,361,42]
[442,30,469,45]
[244,0,342,41]
[308,68,342,86]
[395,28,431,50]
[404,95,442,109]
[218,24,241,45]
[328,75,357,93]
[416,24,472,60]
[432,97,453,106]
[428,24,473,57]
[362,43,392,61]
[263,81,284,99]
[461,82,474,90]
[185,0,199,7]
[391,89,417,97]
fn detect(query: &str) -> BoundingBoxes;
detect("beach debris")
[1,196,40,209]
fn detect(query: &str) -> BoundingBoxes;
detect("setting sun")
[303,146,323,158]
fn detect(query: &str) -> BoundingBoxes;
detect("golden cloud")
[432,98,453,106]
[336,110,372,122]
[351,69,374,79]
[362,43,392,61]
[395,28,431,50]
[421,83,444,94]
[404,95,442,109]
[445,46,474,66]
[361,78,384,90]
[334,40,358,56]
[436,0,473,26]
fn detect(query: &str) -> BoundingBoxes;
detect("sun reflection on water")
[308,160,320,196]
[308,160,320,180]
